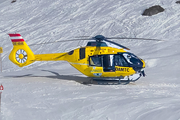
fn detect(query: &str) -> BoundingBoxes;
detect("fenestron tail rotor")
[16,49,27,63]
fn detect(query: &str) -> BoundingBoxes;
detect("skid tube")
[91,76,141,85]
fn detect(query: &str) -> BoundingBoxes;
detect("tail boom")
[34,53,67,61]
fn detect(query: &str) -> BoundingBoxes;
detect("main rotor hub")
[94,35,105,42]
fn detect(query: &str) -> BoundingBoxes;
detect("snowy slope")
[0,0,180,120]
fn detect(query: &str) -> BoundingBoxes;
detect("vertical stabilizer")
[8,33,35,67]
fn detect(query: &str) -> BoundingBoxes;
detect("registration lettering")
[115,67,129,72]
[13,42,24,45]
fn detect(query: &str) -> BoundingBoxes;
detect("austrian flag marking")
[0,84,3,91]
[8,34,24,42]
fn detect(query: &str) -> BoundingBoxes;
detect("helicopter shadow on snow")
[40,70,93,85]
[5,70,130,85]
[5,70,93,86]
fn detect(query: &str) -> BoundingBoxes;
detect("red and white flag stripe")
[8,33,24,42]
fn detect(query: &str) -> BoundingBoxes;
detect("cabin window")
[68,50,74,55]
[89,55,102,67]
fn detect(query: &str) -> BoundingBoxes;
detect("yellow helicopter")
[8,33,162,84]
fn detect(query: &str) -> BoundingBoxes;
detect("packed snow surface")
[0,0,180,120]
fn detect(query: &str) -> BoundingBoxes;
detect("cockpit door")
[103,55,115,72]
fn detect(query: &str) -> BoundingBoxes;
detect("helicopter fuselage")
[8,34,146,81]
[36,45,145,79]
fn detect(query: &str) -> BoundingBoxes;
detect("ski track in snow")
[0,0,180,120]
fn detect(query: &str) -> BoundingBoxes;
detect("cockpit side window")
[114,55,129,67]
[123,53,141,65]
[89,55,102,67]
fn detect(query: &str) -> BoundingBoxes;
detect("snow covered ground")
[0,0,180,120]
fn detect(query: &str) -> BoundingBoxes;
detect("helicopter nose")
[141,59,145,68]
[122,52,145,73]
[139,59,146,77]
[132,59,146,77]
[131,59,145,72]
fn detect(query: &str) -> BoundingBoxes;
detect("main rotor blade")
[29,38,92,46]
[104,39,130,50]
[75,36,91,38]
[106,37,164,41]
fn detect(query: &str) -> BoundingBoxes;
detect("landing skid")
[92,79,130,85]
[91,75,141,85]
